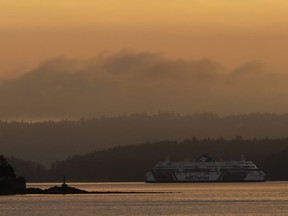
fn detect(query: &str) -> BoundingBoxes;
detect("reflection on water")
[1,182,288,215]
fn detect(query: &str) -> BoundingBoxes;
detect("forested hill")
[46,138,288,182]
[2,113,288,164]
[7,138,288,182]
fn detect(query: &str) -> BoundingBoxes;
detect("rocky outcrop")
[44,183,88,194]
[21,184,88,195]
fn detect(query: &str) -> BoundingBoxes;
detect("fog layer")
[1,52,287,120]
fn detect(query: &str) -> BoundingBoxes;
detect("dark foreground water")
[1,182,288,215]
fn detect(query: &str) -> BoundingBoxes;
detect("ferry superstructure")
[146,154,265,182]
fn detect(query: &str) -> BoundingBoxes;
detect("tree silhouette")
[0,155,16,179]
[0,155,25,194]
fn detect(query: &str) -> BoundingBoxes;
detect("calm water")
[1,182,288,215]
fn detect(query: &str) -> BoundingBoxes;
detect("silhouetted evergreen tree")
[0,155,16,179]
[0,155,26,194]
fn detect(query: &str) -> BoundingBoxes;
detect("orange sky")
[1,0,288,77]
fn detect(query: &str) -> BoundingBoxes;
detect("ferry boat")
[145,154,265,182]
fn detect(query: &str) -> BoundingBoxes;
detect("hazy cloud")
[0,51,288,120]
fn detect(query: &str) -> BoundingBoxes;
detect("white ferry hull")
[146,170,265,182]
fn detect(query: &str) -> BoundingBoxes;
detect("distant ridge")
[2,113,288,165]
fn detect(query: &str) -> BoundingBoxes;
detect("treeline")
[7,137,288,182]
[2,113,288,165]
[7,157,47,182]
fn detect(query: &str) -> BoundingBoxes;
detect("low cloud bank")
[1,51,287,120]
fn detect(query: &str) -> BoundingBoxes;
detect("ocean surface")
[1,182,288,215]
